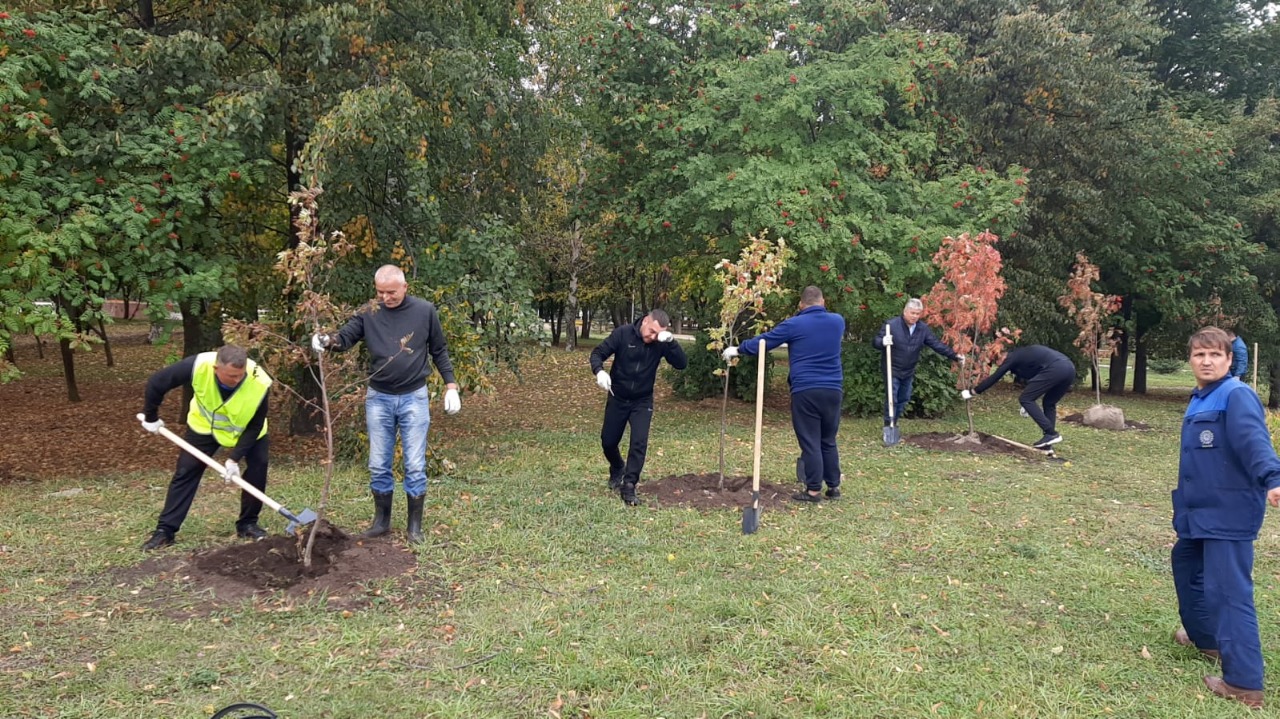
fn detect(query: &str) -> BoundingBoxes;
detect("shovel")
[138,414,318,533]
[883,324,901,446]
[742,339,766,535]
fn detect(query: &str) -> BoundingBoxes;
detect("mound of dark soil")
[101,521,419,616]
[1061,412,1152,430]
[904,431,1047,459]
[640,473,799,511]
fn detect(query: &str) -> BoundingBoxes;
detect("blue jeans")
[366,386,430,497]
[884,375,914,424]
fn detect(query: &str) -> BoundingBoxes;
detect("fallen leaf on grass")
[1141,646,1152,659]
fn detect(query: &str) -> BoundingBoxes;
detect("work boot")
[1204,676,1264,709]
[361,491,394,538]
[406,494,425,545]
[236,523,268,541]
[141,530,174,551]
[608,465,624,491]
[620,481,639,506]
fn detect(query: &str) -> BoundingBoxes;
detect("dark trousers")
[600,395,654,486]
[156,431,269,535]
[1019,361,1074,434]
[792,388,843,493]
[1172,537,1264,690]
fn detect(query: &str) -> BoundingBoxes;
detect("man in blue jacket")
[1170,326,1280,710]
[871,298,963,426]
[723,287,844,503]
[1228,328,1249,379]
[590,309,688,506]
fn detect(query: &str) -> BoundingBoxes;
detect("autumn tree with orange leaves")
[1058,253,1121,406]
[923,230,1020,437]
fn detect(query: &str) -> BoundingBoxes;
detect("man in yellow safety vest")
[137,345,273,550]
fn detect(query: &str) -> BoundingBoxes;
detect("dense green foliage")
[2,1,1279,402]
[841,341,957,418]
[667,331,772,403]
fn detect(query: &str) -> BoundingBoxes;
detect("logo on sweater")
[1199,430,1215,447]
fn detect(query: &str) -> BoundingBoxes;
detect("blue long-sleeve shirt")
[1231,336,1249,378]
[738,305,844,393]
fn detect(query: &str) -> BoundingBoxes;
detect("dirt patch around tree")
[903,431,1052,460]
[1060,412,1152,430]
[640,473,800,511]
[91,521,421,617]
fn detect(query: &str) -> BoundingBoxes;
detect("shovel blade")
[883,425,901,447]
[742,493,762,534]
[284,508,318,534]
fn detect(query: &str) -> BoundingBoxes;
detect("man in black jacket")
[962,344,1075,448]
[589,309,688,505]
[871,298,963,425]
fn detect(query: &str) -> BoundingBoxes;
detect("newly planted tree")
[1058,253,1121,405]
[223,188,403,568]
[922,230,1019,437]
[709,234,790,488]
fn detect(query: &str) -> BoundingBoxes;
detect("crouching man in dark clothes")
[589,309,687,506]
[962,344,1074,449]
[1170,326,1280,710]
[137,345,273,550]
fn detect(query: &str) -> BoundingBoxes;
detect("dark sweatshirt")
[141,355,268,462]
[331,295,456,394]
[589,321,688,400]
[973,345,1073,395]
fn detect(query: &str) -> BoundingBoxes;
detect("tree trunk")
[564,220,581,352]
[580,307,592,340]
[95,317,115,368]
[549,307,562,346]
[1269,359,1280,409]
[137,0,155,30]
[3,343,13,365]
[180,298,219,418]
[58,337,81,402]
[1132,331,1148,395]
[34,332,45,359]
[1107,295,1132,395]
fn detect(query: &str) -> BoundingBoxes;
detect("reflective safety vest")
[186,352,272,447]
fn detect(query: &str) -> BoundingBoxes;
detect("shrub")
[841,340,958,418]
[668,331,772,402]
[1148,357,1185,375]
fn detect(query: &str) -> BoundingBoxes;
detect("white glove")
[657,330,673,343]
[140,417,164,433]
[311,334,330,352]
[722,346,739,362]
[882,333,894,347]
[957,354,966,364]
[444,387,461,414]
[1020,406,1029,417]
[960,390,973,400]
[596,370,612,392]
[223,459,242,483]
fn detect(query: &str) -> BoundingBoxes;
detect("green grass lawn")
[4,348,1280,718]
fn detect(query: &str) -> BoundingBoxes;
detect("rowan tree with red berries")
[922,230,1019,437]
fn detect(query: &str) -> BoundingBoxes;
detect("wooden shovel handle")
[752,339,766,494]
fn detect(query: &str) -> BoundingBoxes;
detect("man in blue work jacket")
[723,286,844,503]
[1171,326,1280,710]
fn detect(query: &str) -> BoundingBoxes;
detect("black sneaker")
[141,530,174,551]
[824,487,842,500]
[236,523,268,541]
[608,466,624,491]
[791,491,822,503]
[1032,432,1063,449]
[621,483,639,507]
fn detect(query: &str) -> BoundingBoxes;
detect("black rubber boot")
[361,491,393,538]
[406,494,425,545]
[608,464,624,491]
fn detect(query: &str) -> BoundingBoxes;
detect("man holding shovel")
[871,298,963,431]
[722,286,844,503]
[312,265,460,545]
[137,345,273,550]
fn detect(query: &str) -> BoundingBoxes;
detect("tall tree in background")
[579,0,1028,327]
